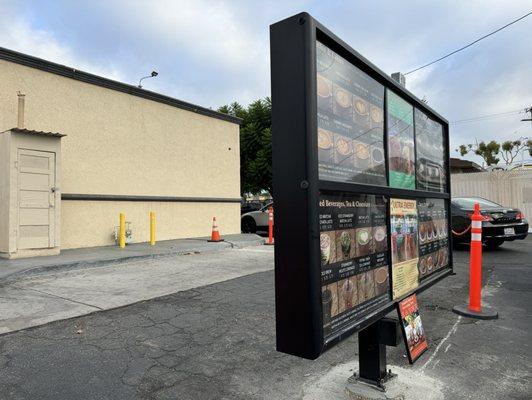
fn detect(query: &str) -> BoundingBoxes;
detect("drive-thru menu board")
[319,194,389,340]
[271,13,452,360]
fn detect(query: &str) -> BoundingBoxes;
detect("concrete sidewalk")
[0,234,264,282]
[0,235,272,335]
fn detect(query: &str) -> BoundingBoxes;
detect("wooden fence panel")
[451,170,532,230]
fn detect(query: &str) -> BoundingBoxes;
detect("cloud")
[0,2,124,81]
[0,0,530,166]
[91,0,262,71]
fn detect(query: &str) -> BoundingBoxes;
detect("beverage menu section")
[316,41,386,186]
[418,198,449,279]
[319,194,390,340]
[415,109,446,192]
[387,90,415,189]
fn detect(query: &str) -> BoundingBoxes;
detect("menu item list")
[319,194,389,340]
[417,198,449,279]
[316,41,386,186]
[415,109,446,192]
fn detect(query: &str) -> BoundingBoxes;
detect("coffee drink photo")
[374,267,389,296]
[317,74,332,112]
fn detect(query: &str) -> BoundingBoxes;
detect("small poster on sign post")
[398,294,428,363]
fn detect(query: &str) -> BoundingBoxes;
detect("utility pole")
[522,106,532,124]
[521,107,532,168]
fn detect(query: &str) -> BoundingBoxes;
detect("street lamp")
[138,71,158,88]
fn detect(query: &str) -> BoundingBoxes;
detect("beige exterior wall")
[62,201,240,249]
[0,59,240,250]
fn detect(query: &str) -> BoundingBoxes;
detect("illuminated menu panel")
[319,194,390,339]
[417,198,449,279]
[390,198,419,299]
[316,42,386,186]
[415,109,446,192]
[387,90,415,189]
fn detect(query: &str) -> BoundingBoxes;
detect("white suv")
[241,202,273,233]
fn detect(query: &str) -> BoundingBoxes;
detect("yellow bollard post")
[119,213,126,248]
[150,211,156,245]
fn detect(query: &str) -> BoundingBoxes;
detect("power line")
[451,109,524,124]
[405,11,532,75]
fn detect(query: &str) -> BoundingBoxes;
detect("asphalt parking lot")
[0,237,530,399]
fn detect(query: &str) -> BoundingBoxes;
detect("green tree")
[457,140,500,166]
[219,98,272,195]
[500,139,531,165]
[457,139,532,167]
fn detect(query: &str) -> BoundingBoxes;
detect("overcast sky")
[1,0,531,165]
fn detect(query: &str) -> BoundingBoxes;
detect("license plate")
[504,227,515,235]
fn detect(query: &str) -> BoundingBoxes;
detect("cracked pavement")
[0,238,530,399]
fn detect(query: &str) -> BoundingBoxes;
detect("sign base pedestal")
[345,374,399,400]
[354,317,401,393]
[452,304,498,320]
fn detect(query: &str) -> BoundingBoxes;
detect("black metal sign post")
[357,317,402,389]
[271,12,453,388]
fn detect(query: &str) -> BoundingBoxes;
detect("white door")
[17,149,56,250]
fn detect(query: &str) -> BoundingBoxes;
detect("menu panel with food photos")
[415,109,446,192]
[390,198,419,299]
[387,90,415,189]
[319,194,390,340]
[316,41,386,186]
[417,198,449,279]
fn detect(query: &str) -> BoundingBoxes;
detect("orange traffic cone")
[452,203,497,320]
[264,206,274,245]
[208,217,224,242]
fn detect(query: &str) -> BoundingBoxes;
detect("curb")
[0,235,265,285]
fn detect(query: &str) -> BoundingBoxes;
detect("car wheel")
[241,217,257,234]
[485,239,504,250]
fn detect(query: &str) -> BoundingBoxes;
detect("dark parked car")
[240,200,263,215]
[451,197,528,249]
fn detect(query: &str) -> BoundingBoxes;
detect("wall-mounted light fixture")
[138,71,158,89]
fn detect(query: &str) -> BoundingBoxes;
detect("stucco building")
[0,47,241,259]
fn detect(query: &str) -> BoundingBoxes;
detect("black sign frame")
[271,12,453,360]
